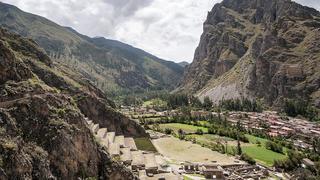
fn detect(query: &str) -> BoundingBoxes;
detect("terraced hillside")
[0,27,146,179]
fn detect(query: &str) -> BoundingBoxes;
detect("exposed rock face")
[177,0,320,107]
[76,92,147,137]
[0,28,139,179]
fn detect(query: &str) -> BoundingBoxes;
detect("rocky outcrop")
[177,0,320,108]
[75,92,147,137]
[0,28,140,179]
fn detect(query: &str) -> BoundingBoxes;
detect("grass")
[183,176,193,180]
[159,123,208,134]
[243,134,288,166]
[132,114,162,119]
[134,137,157,152]
[143,98,167,107]
[183,174,205,180]
[189,174,205,178]
[241,145,287,166]
[153,136,238,165]
[198,121,210,127]
[155,123,287,167]
[245,134,268,145]
[185,132,287,167]
[186,134,234,144]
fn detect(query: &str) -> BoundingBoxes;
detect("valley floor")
[152,136,243,165]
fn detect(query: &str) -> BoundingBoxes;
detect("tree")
[274,150,303,171]
[181,106,191,117]
[312,137,320,154]
[190,96,202,108]
[164,128,173,135]
[196,129,204,135]
[237,136,242,155]
[240,153,256,165]
[266,141,283,154]
[152,123,160,132]
[203,96,213,110]
[284,99,319,121]
[167,93,189,109]
[315,161,320,177]
[178,129,185,140]
[256,140,261,147]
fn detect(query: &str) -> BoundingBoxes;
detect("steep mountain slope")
[178,61,189,68]
[177,0,320,107]
[0,28,145,179]
[0,2,183,94]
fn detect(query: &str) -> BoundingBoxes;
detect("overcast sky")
[2,0,320,63]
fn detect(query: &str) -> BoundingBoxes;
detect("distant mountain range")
[0,2,184,95]
[177,0,320,108]
[178,61,189,68]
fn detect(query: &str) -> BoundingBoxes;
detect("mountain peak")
[206,0,319,26]
[178,0,320,108]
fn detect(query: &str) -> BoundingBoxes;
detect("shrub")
[164,128,173,135]
[240,153,256,165]
[265,141,283,154]
[196,128,204,135]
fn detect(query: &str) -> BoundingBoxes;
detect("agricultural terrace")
[152,136,243,165]
[143,98,167,108]
[158,123,208,134]
[153,123,287,167]
[134,137,157,152]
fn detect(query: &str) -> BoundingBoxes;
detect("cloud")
[1,0,319,62]
[113,0,221,62]
[2,0,219,62]
[294,0,320,11]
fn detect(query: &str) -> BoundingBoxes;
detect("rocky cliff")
[0,28,143,179]
[177,0,320,108]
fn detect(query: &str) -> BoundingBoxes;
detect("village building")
[201,164,225,180]
[183,162,200,173]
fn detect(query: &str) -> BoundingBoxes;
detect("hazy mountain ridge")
[178,61,189,68]
[0,2,183,94]
[177,0,320,108]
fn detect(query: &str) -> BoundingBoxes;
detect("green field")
[132,114,160,119]
[241,145,287,166]
[245,134,268,145]
[186,133,287,167]
[183,174,205,180]
[229,135,287,166]
[143,98,167,107]
[155,123,287,167]
[198,120,210,127]
[134,138,157,152]
[186,134,234,144]
[159,123,208,134]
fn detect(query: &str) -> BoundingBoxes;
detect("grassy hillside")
[0,2,184,95]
